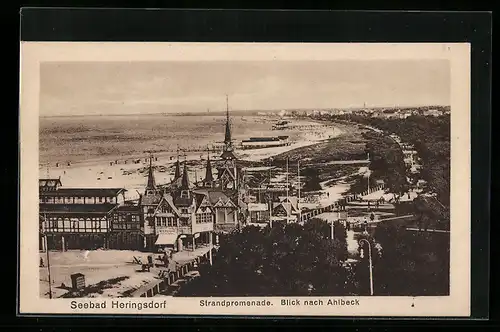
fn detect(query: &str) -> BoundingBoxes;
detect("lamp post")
[358,238,374,296]
[209,230,213,266]
[330,218,335,241]
[42,214,52,299]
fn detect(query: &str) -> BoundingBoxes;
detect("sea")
[39,114,304,166]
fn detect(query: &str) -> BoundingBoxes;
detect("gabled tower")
[224,98,232,149]
[203,147,214,188]
[145,155,157,196]
[180,162,191,199]
[220,94,237,161]
[174,158,181,179]
[173,146,181,180]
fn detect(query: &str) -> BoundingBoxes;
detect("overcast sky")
[40,60,450,116]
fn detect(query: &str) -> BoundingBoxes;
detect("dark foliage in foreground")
[176,220,354,297]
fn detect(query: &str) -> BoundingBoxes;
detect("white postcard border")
[19,42,471,316]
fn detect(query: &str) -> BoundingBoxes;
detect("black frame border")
[16,7,491,326]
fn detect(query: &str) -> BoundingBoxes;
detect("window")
[49,219,57,229]
[196,212,212,223]
[156,217,161,226]
[167,217,174,227]
[70,220,78,231]
[99,197,103,203]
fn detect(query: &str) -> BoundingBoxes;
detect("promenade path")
[39,245,213,298]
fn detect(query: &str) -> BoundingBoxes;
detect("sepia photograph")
[19,42,471,316]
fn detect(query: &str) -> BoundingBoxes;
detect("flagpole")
[286,158,289,202]
[297,160,300,202]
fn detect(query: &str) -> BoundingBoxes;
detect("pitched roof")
[279,196,299,210]
[192,189,231,205]
[217,165,236,181]
[40,188,126,197]
[194,193,208,212]
[272,202,299,215]
[220,149,237,160]
[418,195,450,220]
[39,179,62,187]
[39,204,118,214]
[156,194,182,216]
[139,193,162,206]
[173,196,193,207]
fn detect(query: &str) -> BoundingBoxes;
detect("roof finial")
[223,94,233,150]
[226,94,229,121]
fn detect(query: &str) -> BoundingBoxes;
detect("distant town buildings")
[423,109,444,117]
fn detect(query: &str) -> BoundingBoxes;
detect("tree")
[302,167,322,192]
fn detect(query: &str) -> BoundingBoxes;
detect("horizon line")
[40,104,451,118]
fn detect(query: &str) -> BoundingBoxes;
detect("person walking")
[163,252,170,269]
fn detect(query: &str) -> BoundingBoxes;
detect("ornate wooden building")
[39,178,126,251]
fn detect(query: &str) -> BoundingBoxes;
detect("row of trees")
[176,219,356,296]
[364,131,409,199]
[177,217,449,297]
[325,114,450,206]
